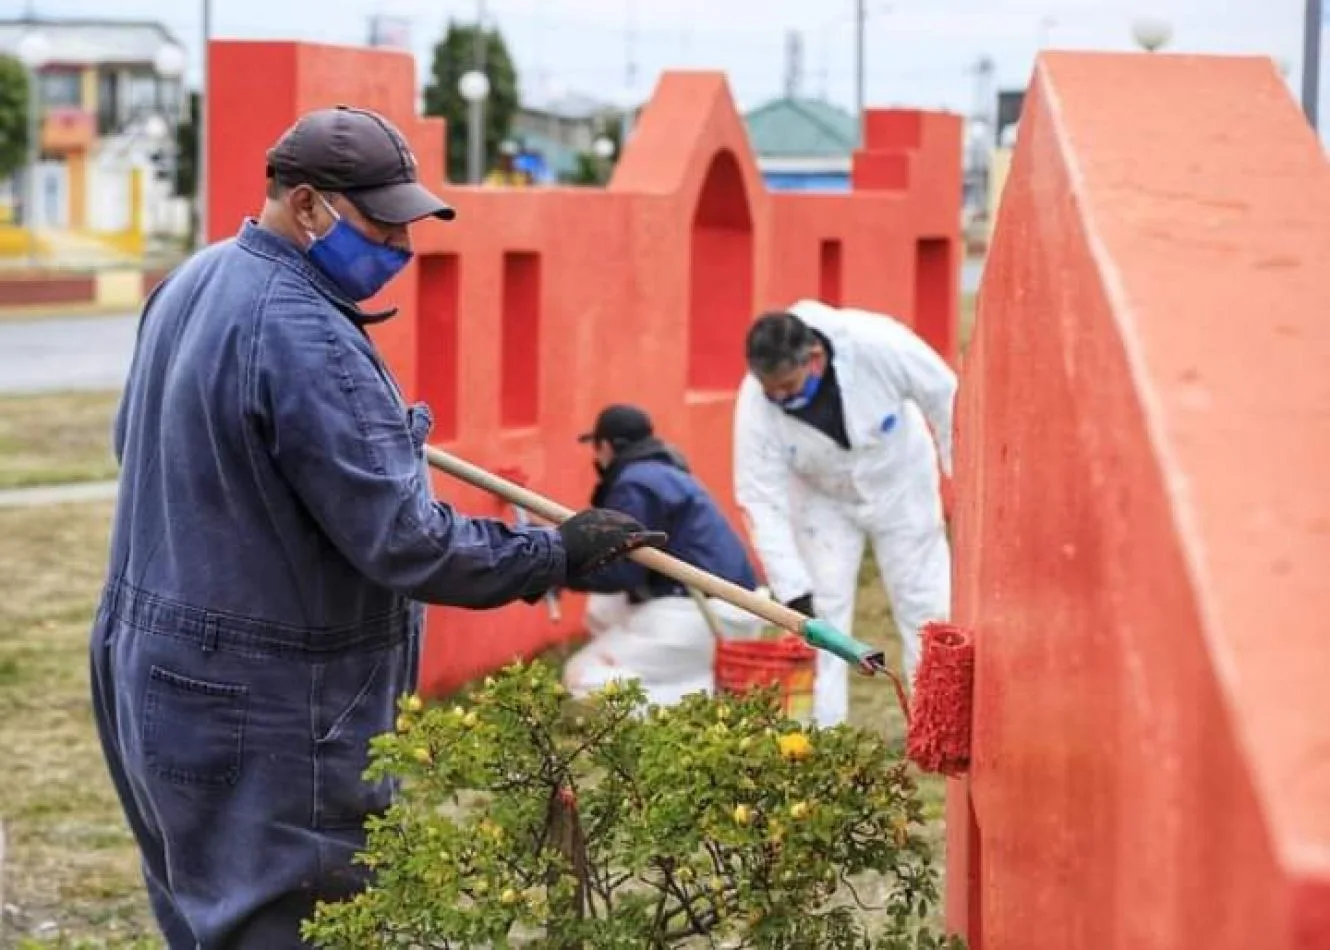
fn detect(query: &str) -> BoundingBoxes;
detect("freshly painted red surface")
[951,51,1330,948]
[207,40,961,695]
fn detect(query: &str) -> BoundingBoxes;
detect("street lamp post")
[154,44,187,241]
[1302,0,1322,130]
[17,30,50,265]
[592,134,616,185]
[459,69,490,184]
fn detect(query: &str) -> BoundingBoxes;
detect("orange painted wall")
[207,40,962,695]
[949,51,1330,948]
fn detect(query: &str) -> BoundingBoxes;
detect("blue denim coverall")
[89,220,566,948]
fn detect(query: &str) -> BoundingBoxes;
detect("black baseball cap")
[577,404,653,445]
[266,105,456,224]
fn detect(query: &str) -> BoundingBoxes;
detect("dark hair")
[266,176,291,200]
[745,311,817,376]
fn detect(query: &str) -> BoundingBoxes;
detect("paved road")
[0,312,138,394]
[0,261,984,397]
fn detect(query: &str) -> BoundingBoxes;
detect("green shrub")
[302,660,962,949]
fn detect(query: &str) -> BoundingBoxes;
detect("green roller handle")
[803,618,884,669]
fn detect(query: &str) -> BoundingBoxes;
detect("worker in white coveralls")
[733,300,957,727]
[564,404,766,705]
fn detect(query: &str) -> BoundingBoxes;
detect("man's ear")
[288,184,320,233]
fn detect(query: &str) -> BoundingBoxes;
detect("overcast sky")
[22,0,1326,125]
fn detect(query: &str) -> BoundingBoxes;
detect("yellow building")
[0,18,186,254]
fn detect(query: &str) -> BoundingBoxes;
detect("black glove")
[784,594,815,617]
[557,508,667,579]
[520,585,565,605]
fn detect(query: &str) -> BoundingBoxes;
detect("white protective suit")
[565,592,766,706]
[733,300,956,727]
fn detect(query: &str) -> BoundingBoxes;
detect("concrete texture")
[949,51,1330,949]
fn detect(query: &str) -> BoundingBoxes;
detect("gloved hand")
[784,593,815,617]
[557,508,667,579]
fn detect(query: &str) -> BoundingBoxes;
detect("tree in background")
[568,113,625,186]
[174,91,199,200]
[423,20,520,184]
[173,90,201,249]
[0,55,30,185]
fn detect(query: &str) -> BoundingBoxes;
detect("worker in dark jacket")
[89,106,663,949]
[564,404,765,704]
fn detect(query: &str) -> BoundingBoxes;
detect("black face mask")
[593,459,608,476]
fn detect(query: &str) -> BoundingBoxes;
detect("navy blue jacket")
[100,220,565,657]
[574,439,758,601]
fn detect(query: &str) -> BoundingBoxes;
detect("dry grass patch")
[0,391,120,490]
[0,522,949,947]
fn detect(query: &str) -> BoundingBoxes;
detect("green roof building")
[742,97,858,192]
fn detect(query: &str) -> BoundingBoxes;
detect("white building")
[0,17,189,244]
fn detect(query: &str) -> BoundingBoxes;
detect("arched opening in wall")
[416,254,460,441]
[688,149,754,392]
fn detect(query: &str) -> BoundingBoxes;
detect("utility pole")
[854,0,866,119]
[198,0,210,247]
[625,0,638,93]
[784,31,804,99]
[620,0,639,148]
[1302,0,1322,130]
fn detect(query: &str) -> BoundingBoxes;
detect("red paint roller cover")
[906,622,974,777]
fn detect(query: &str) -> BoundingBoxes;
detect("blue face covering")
[773,371,823,411]
[306,195,412,302]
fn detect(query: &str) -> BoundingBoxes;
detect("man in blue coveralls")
[89,106,665,949]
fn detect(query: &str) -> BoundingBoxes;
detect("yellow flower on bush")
[777,732,813,762]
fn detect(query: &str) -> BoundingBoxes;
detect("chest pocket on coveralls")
[406,403,433,456]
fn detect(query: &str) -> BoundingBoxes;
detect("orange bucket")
[714,634,817,723]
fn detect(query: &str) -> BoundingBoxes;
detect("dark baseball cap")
[577,404,653,445]
[266,105,456,224]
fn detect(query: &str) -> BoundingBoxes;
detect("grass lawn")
[0,502,939,947]
[0,391,121,491]
[0,502,156,947]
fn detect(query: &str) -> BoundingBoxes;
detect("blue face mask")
[306,195,412,302]
[772,371,823,411]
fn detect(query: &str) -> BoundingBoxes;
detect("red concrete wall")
[950,51,1330,948]
[207,40,962,695]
